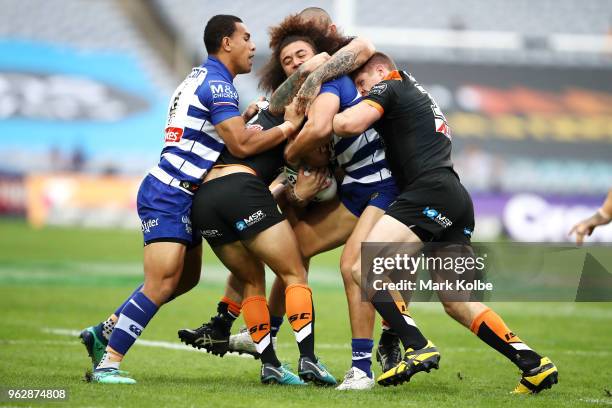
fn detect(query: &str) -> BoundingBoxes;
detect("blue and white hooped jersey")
[149,56,241,195]
[320,75,393,186]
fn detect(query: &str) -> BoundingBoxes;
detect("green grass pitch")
[0,219,611,407]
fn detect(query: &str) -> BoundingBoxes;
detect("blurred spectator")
[70,146,86,172]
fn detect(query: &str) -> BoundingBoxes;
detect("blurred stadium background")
[1,0,611,241]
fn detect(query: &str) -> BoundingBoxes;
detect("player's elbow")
[311,121,332,144]
[353,37,376,62]
[225,142,249,159]
[284,144,297,165]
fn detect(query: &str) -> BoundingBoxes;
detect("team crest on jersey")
[368,82,387,96]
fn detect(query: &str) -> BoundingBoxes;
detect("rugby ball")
[284,166,337,202]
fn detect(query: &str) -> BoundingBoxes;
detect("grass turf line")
[1,220,611,407]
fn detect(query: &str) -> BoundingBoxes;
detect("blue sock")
[113,284,144,317]
[107,292,158,356]
[270,315,283,338]
[351,338,374,378]
[93,284,145,343]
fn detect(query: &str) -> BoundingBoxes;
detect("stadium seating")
[0,0,174,93]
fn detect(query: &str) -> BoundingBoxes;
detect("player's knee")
[339,256,354,285]
[350,260,361,286]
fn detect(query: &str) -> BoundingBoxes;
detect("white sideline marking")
[580,399,612,406]
[40,328,612,357]
[41,328,251,359]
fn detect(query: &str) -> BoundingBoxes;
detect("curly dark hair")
[258,14,350,93]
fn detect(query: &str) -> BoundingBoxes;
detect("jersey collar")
[383,70,402,81]
[204,56,234,83]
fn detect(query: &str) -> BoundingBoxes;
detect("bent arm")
[295,37,376,113]
[215,116,296,159]
[332,101,382,137]
[269,52,331,116]
[284,93,339,165]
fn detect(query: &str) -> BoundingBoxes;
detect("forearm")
[299,38,374,96]
[332,111,362,137]
[285,123,331,165]
[237,122,293,157]
[269,66,309,115]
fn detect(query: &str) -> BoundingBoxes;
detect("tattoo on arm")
[269,67,309,115]
[294,49,358,112]
[305,49,358,88]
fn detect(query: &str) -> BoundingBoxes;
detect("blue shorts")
[136,174,202,247]
[339,180,399,217]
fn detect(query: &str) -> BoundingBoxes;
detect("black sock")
[379,327,399,347]
[371,289,427,350]
[213,301,237,334]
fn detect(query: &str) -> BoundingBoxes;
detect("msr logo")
[423,207,453,228]
[165,127,183,143]
[235,210,266,231]
[201,229,221,238]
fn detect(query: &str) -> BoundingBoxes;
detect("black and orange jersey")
[363,70,454,189]
[216,102,286,185]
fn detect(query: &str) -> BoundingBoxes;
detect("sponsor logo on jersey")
[210,81,239,104]
[201,229,222,238]
[422,206,453,228]
[165,126,183,143]
[141,218,159,233]
[181,215,192,234]
[368,82,387,96]
[235,210,267,231]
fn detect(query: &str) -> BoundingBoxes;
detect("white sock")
[101,318,116,341]
[96,352,120,370]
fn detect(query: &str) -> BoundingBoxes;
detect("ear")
[376,64,386,79]
[221,36,232,52]
[328,24,337,34]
